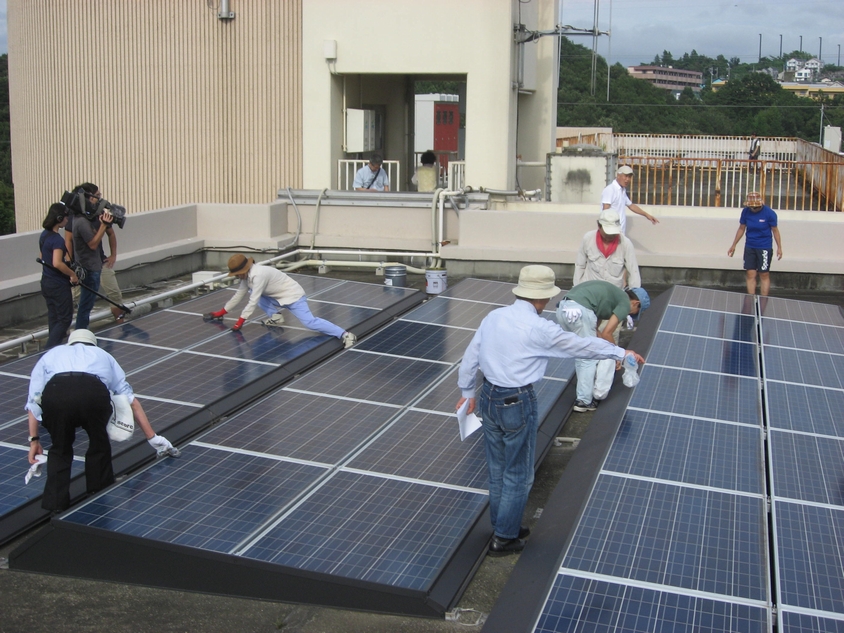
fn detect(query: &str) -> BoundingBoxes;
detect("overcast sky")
[0,0,6,55]
[557,0,843,69]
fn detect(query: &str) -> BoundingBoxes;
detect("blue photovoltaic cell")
[669,286,756,315]
[660,305,757,342]
[165,289,238,315]
[544,357,577,381]
[766,382,844,437]
[309,281,416,310]
[629,366,761,425]
[764,347,844,390]
[535,574,769,633]
[562,474,767,601]
[647,332,757,377]
[760,297,844,327]
[0,445,84,515]
[439,278,522,305]
[128,353,276,405]
[96,340,177,373]
[199,390,397,464]
[401,297,498,329]
[98,311,228,349]
[62,444,326,554]
[534,378,570,421]
[780,611,844,633]
[288,273,347,296]
[775,501,844,614]
[771,431,844,506]
[412,367,475,414]
[0,375,29,424]
[355,320,477,363]
[762,318,844,354]
[604,410,764,494]
[189,325,330,365]
[0,354,44,377]
[242,470,488,591]
[346,409,487,489]
[288,352,448,406]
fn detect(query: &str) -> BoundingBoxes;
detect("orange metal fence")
[619,156,843,212]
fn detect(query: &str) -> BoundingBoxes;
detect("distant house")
[786,58,804,71]
[804,58,824,71]
[778,81,844,99]
[795,68,814,82]
[626,65,704,97]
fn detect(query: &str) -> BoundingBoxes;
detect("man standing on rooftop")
[728,191,783,296]
[601,165,659,235]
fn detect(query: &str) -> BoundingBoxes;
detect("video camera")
[60,188,127,229]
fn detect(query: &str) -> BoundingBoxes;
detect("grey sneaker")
[342,331,357,348]
[262,313,285,327]
[573,399,598,412]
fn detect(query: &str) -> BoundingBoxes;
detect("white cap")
[598,209,622,235]
[68,329,97,346]
[617,165,634,175]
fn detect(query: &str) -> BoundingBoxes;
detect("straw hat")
[512,265,561,300]
[227,254,254,276]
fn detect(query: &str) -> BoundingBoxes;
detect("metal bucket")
[384,265,407,287]
[425,269,448,294]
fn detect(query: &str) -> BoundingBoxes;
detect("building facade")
[626,65,704,96]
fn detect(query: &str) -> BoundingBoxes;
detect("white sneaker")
[262,313,285,327]
[342,331,357,348]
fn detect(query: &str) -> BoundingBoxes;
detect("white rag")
[25,454,48,485]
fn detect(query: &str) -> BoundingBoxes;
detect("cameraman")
[66,184,114,330]
[64,183,126,326]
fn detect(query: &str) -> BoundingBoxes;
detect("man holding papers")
[456,265,644,557]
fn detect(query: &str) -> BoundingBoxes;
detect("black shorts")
[744,247,773,272]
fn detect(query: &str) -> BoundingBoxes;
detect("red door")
[433,103,459,168]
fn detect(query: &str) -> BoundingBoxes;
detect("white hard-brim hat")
[512,265,561,300]
[617,165,634,175]
[68,329,97,346]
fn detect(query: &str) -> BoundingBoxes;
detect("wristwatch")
[28,436,40,443]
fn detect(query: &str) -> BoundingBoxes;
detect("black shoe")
[519,526,531,539]
[488,535,526,557]
[573,399,598,413]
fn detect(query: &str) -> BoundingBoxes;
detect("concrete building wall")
[8,1,303,232]
[302,0,557,192]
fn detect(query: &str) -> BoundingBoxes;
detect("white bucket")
[384,265,407,287]
[425,269,448,294]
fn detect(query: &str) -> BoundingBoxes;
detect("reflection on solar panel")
[11,278,577,617]
[0,274,422,545]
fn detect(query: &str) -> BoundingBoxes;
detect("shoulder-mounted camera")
[60,188,127,229]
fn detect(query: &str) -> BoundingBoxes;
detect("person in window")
[353,154,390,191]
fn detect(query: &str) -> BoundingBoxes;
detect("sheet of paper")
[456,399,482,441]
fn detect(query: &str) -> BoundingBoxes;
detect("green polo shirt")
[565,280,631,322]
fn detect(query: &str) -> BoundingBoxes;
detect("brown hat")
[227,254,254,276]
[744,191,764,208]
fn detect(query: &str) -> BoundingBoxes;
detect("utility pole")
[758,34,762,63]
[838,44,841,67]
[779,34,782,59]
[799,35,802,52]
[819,37,822,63]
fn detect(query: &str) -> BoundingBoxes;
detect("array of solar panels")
[17,278,575,614]
[0,273,417,544]
[518,287,844,633]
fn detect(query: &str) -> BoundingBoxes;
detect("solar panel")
[646,331,758,376]
[0,276,424,546]
[11,278,577,617]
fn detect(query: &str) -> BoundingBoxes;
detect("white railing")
[448,161,466,190]
[609,133,797,162]
[337,160,401,191]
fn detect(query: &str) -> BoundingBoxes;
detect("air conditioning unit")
[346,109,376,153]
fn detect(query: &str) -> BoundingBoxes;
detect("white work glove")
[626,315,635,329]
[148,434,181,457]
[564,307,582,323]
[25,454,48,485]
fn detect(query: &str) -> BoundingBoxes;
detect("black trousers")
[41,276,73,349]
[40,373,114,511]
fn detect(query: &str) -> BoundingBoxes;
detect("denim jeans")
[257,295,344,338]
[41,275,73,348]
[556,299,601,404]
[479,380,538,540]
[75,269,101,331]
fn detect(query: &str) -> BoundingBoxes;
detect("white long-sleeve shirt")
[26,344,134,420]
[600,180,632,235]
[224,265,306,320]
[458,299,625,399]
[573,230,641,289]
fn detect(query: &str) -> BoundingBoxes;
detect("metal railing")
[619,156,843,211]
[337,160,401,191]
[448,161,466,190]
[612,133,798,162]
